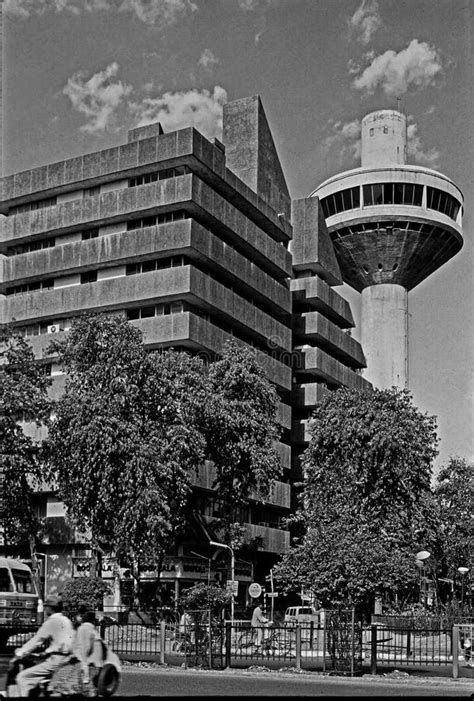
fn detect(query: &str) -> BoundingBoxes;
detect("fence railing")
[1,619,472,678]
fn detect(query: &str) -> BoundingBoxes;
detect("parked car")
[284,606,319,625]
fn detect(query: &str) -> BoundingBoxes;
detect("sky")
[3,0,473,473]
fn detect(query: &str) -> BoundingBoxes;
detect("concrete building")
[0,95,366,606]
[289,196,371,470]
[310,109,464,389]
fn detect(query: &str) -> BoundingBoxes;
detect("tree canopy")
[274,387,439,617]
[0,325,51,547]
[46,315,282,574]
[434,456,473,577]
[204,340,282,544]
[46,313,207,572]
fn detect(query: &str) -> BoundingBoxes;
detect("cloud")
[237,0,266,9]
[198,49,220,72]
[348,0,383,45]
[118,0,197,26]
[407,121,439,168]
[353,39,445,97]
[131,86,228,140]
[5,0,197,25]
[322,118,362,166]
[63,62,133,133]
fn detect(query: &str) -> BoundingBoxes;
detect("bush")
[61,577,112,614]
[178,583,232,622]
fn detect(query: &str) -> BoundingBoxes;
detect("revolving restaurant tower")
[310,110,463,389]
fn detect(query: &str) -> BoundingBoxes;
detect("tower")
[310,109,463,389]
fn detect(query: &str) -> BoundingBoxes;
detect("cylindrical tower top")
[361,110,407,167]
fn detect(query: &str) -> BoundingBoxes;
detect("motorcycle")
[2,639,121,697]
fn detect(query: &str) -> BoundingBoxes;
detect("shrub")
[61,577,112,613]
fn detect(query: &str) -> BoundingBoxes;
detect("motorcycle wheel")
[96,664,119,697]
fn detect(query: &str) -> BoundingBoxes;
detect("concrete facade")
[1,95,366,604]
[289,195,370,478]
[311,109,464,389]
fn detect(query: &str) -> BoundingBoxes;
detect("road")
[1,658,472,697]
[117,666,472,697]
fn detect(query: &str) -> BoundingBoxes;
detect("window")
[369,128,374,136]
[128,166,191,188]
[320,186,360,218]
[12,569,34,594]
[10,197,57,215]
[82,228,99,240]
[0,569,13,592]
[363,182,423,207]
[83,186,100,198]
[383,126,388,134]
[6,279,54,296]
[126,210,188,231]
[426,187,460,221]
[80,270,98,284]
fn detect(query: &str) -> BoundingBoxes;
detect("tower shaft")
[360,284,408,388]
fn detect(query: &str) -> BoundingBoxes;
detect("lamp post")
[416,550,431,608]
[457,567,469,609]
[35,552,48,599]
[209,541,235,624]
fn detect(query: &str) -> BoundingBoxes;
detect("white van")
[284,606,319,624]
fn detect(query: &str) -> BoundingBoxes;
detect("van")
[284,606,319,624]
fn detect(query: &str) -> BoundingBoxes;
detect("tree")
[178,582,232,619]
[60,577,112,614]
[204,339,283,545]
[0,325,51,555]
[274,387,439,619]
[434,456,473,583]
[46,313,207,582]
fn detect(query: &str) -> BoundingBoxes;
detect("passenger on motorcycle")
[12,595,75,697]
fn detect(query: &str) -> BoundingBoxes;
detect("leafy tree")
[178,582,232,618]
[61,577,112,613]
[0,325,51,553]
[46,313,207,581]
[274,387,439,619]
[204,340,282,544]
[434,456,473,581]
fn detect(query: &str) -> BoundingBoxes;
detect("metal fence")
[1,619,472,678]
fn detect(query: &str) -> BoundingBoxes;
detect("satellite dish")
[416,550,431,561]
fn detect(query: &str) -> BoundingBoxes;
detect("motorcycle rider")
[13,595,75,697]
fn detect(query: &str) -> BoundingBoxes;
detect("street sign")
[266,592,279,598]
[248,582,262,598]
[226,580,238,596]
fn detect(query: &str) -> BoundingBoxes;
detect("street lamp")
[416,550,431,608]
[457,566,469,609]
[35,552,48,599]
[209,541,235,624]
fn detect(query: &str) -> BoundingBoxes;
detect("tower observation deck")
[310,109,463,389]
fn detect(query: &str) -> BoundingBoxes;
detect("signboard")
[248,582,262,598]
[226,580,238,596]
[266,592,279,598]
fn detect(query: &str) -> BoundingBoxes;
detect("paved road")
[117,666,473,697]
[1,658,473,697]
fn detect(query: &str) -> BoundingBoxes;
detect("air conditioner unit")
[47,324,59,334]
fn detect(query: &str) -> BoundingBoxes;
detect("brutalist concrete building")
[0,95,366,607]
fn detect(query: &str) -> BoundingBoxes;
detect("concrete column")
[360,284,408,389]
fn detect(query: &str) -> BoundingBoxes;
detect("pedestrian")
[251,599,269,648]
